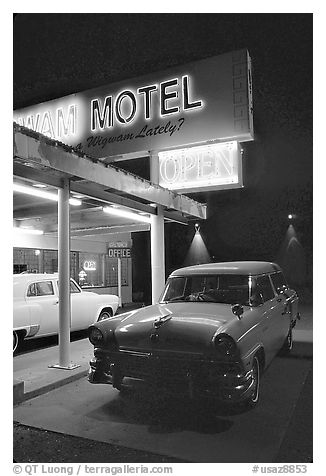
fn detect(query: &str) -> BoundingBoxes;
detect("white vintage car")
[88,262,300,408]
[13,273,119,352]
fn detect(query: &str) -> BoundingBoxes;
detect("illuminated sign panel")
[108,248,131,259]
[83,260,97,271]
[158,142,243,192]
[107,241,132,259]
[13,49,253,160]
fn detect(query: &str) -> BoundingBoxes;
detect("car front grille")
[108,349,240,385]
[120,354,197,381]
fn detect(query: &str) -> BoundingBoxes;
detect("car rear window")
[27,281,54,297]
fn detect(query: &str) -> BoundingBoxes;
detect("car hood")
[100,302,237,355]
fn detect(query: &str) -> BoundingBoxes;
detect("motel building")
[13,49,254,367]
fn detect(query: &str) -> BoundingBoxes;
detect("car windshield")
[160,274,250,305]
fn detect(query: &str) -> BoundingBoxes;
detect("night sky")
[13,13,313,296]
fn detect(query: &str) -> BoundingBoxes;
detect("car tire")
[244,355,260,409]
[13,331,20,354]
[97,309,113,322]
[281,326,293,354]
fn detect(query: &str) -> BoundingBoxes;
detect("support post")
[117,257,122,307]
[101,254,106,286]
[37,250,44,273]
[49,178,79,370]
[150,206,165,304]
[150,154,165,304]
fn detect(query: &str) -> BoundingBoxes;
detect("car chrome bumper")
[88,350,255,403]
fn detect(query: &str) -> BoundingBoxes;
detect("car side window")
[56,280,82,294]
[70,280,81,293]
[270,272,288,294]
[27,281,54,297]
[256,275,275,302]
[27,283,37,297]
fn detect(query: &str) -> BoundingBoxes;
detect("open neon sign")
[158,142,243,192]
[83,260,97,271]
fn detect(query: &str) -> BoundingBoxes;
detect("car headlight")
[89,327,104,346]
[213,334,238,359]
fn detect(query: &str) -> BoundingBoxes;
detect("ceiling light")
[103,206,151,224]
[32,183,47,188]
[13,183,81,206]
[69,198,82,206]
[71,194,85,199]
[14,227,44,235]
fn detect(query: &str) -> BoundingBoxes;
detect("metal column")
[117,257,122,307]
[150,154,165,304]
[49,178,79,370]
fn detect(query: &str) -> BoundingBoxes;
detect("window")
[57,280,81,293]
[270,272,288,294]
[27,281,54,297]
[163,277,187,301]
[78,252,103,287]
[105,257,129,287]
[70,280,81,293]
[27,283,37,296]
[161,274,250,305]
[256,275,275,302]
[13,248,40,273]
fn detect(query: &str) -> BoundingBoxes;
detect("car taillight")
[213,334,238,359]
[89,327,104,346]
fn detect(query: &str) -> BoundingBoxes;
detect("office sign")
[108,241,132,259]
[108,248,131,259]
[13,49,253,160]
[158,141,243,192]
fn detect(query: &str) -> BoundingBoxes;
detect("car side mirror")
[232,304,244,319]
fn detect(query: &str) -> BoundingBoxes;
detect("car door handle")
[53,300,59,305]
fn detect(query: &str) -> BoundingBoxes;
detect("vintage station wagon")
[13,273,119,352]
[88,262,300,407]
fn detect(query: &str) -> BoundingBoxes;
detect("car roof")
[169,261,282,277]
[13,273,59,284]
[13,273,61,298]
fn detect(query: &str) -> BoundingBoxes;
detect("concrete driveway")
[14,353,312,463]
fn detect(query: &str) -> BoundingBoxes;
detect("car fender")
[14,297,43,334]
[94,296,119,318]
[241,342,265,370]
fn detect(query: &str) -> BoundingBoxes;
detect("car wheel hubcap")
[98,311,112,321]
